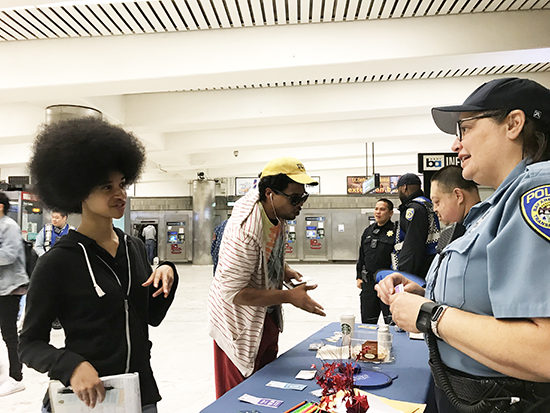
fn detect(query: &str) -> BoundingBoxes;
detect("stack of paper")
[49,373,141,413]
[316,344,363,360]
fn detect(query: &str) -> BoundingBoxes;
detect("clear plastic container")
[352,327,394,363]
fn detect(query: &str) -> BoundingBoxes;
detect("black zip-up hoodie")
[19,228,179,408]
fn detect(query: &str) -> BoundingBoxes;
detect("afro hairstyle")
[29,117,146,213]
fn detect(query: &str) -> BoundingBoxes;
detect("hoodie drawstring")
[78,242,106,297]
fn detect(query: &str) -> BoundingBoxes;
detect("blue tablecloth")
[200,322,434,413]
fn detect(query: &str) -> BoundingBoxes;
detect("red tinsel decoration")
[314,361,370,413]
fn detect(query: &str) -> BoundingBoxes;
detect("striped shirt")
[207,189,286,377]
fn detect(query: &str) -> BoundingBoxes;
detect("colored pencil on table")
[283,400,307,413]
[301,404,320,413]
[293,402,315,413]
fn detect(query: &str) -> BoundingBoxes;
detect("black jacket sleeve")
[148,260,179,327]
[131,235,179,327]
[398,203,429,276]
[18,252,86,386]
[356,227,369,280]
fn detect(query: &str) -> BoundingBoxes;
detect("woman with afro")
[19,117,179,413]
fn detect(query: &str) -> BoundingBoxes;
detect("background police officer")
[393,173,439,279]
[356,198,395,324]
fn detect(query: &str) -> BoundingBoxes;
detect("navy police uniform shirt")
[356,220,395,281]
[397,190,437,278]
[425,158,550,377]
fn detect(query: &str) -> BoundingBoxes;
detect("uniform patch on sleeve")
[520,185,550,242]
[405,208,415,221]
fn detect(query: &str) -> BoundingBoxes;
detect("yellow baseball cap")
[260,157,318,185]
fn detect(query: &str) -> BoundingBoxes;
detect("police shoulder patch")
[520,185,550,242]
[405,208,415,221]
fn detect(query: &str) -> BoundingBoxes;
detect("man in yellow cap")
[207,156,326,398]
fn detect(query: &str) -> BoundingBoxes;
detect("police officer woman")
[356,198,395,324]
[376,77,550,413]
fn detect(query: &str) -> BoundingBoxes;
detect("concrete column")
[192,179,215,265]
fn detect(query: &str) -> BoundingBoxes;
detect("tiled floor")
[1,263,362,413]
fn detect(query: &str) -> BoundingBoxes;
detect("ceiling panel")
[1,2,549,187]
[1,0,546,43]
[380,0,397,18]
[1,9,46,39]
[71,5,107,35]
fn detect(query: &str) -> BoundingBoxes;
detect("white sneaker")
[0,377,25,396]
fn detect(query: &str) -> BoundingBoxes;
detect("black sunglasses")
[272,189,309,206]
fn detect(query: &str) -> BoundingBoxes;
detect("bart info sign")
[417,153,460,173]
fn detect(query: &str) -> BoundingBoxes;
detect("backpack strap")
[44,223,53,251]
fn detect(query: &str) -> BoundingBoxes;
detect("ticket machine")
[285,220,298,260]
[303,216,328,261]
[166,221,187,261]
[4,191,43,242]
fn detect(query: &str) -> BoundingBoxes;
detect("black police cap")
[397,173,421,188]
[431,77,550,135]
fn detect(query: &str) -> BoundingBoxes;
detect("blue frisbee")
[353,371,393,388]
[375,270,426,287]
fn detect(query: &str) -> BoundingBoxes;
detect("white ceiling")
[0,1,549,194]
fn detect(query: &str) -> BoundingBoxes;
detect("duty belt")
[429,360,550,412]
[361,270,375,283]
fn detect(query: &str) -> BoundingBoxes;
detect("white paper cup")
[340,314,355,346]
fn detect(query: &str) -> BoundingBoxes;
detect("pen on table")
[58,385,114,394]
[283,400,307,413]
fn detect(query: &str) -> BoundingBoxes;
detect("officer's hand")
[356,279,363,289]
[143,265,174,298]
[288,284,326,317]
[375,272,424,305]
[388,292,431,333]
[70,362,105,409]
[375,272,404,304]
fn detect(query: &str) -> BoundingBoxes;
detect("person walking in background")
[208,156,325,398]
[0,191,28,397]
[356,198,395,324]
[19,117,178,413]
[210,219,227,275]
[392,173,440,279]
[32,209,74,330]
[142,224,157,264]
[33,210,72,257]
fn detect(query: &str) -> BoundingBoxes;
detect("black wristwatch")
[416,301,439,334]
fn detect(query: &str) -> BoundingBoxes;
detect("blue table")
[200,322,435,412]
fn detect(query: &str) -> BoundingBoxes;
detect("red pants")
[214,313,279,398]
